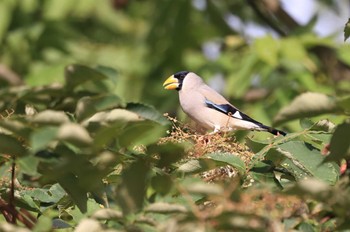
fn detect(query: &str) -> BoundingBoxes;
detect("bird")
[163,71,286,136]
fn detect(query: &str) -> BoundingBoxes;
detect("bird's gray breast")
[178,90,213,129]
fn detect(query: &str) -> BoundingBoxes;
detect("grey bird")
[163,71,286,136]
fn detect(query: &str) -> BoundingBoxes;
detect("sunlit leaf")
[31,110,70,125]
[274,92,341,125]
[254,36,279,67]
[57,123,92,147]
[145,202,188,213]
[276,141,339,184]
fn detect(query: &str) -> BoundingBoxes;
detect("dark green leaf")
[148,143,185,168]
[203,152,246,175]
[0,133,26,157]
[57,173,88,213]
[324,122,350,163]
[76,95,124,122]
[116,158,150,214]
[151,174,173,195]
[64,64,107,90]
[126,103,168,125]
[344,18,350,41]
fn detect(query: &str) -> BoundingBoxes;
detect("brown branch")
[0,64,23,86]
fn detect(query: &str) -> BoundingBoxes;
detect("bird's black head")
[173,71,189,90]
[163,71,189,91]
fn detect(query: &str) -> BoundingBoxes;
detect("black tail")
[267,127,287,136]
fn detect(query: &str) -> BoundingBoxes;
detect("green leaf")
[145,202,187,214]
[57,173,88,213]
[177,159,212,174]
[118,121,165,148]
[336,95,350,111]
[92,209,123,220]
[116,158,150,214]
[0,119,32,138]
[33,215,52,232]
[276,141,339,184]
[254,36,279,67]
[344,18,350,41]
[203,152,246,175]
[64,64,107,90]
[324,122,350,163]
[151,174,173,195]
[57,123,92,147]
[126,103,168,125]
[148,143,185,168]
[30,126,59,152]
[76,95,124,122]
[31,110,70,125]
[18,156,39,176]
[274,92,341,125]
[0,133,26,157]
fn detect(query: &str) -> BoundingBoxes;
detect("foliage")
[0,0,349,231]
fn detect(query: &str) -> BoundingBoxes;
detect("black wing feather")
[204,99,286,136]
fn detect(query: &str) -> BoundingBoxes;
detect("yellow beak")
[163,75,179,90]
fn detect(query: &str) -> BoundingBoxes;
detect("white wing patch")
[232,111,242,119]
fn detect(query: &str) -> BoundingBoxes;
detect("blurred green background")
[1,0,349,133]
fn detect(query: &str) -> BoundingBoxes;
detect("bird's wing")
[204,99,286,136]
[204,99,263,126]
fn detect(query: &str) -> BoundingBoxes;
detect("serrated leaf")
[276,141,339,184]
[0,133,26,157]
[126,103,168,125]
[274,92,341,125]
[324,122,350,163]
[203,152,246,174]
